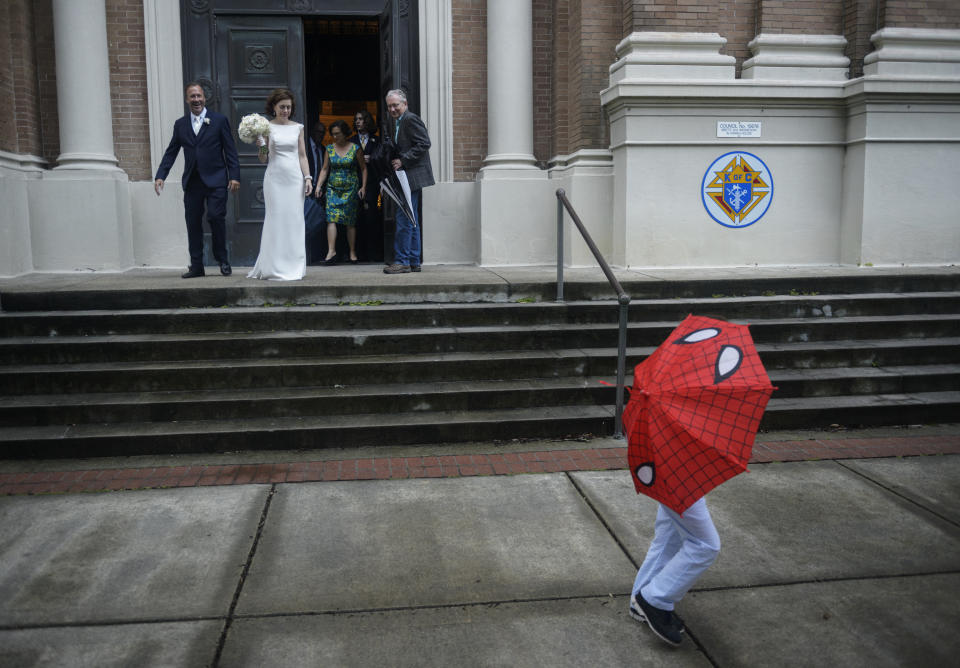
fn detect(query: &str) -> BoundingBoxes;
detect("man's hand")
[228,180,240,193]
[391,158,402,171]
[154,179,164,196]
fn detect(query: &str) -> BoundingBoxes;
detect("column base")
[478,168,553,265]
[54,152,122,171]
[480,153,539,173]
[608,32,736,83]
[742,34,849,81]
[863,27,960,78]
[28,170,133,270]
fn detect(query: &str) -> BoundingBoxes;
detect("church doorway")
[304,17,384,264]
[179,0,419,266]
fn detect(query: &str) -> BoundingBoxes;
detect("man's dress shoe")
[182,267,205,279]
[220,262,232,276]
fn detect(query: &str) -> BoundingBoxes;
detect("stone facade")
[451,0,487,181]
[106,0,151,181]
[1,0,958,275]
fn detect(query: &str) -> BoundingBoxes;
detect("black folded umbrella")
[370,133,417,226]
[379,175,417,226]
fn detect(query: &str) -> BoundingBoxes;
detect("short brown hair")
[328,119,350,139]
[265,89,296,118]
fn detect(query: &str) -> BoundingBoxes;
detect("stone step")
[2,315,958,365]
[1,392,957,460]
[3,293,959,336]
[2,339,959,397]
[0,377,610,427]
[3,272,959,311]
[2,365,957,429]
[0,350,591,396]
[0,405,616,459]
[2,270,956,458]
[768,364,960,397]
[762,391,960,431]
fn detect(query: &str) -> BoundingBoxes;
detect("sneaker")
[630,593,683,646]
[383,264,411,274]
[629,595,685,633]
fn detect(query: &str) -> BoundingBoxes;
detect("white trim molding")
[144,0,185,181]
[419,0,454,183]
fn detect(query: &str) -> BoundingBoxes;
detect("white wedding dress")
[247,122,306,281]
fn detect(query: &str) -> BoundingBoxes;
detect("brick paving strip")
[2,435,959,496]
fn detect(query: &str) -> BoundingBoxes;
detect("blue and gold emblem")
[701,151,773,228]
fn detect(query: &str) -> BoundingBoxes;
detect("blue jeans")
[632,498,720,611]
[393,189,421,267]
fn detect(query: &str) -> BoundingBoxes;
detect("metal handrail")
[555,189,630,439]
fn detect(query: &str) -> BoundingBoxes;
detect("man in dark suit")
[383,89,434,274]
[154,82,240,278]
[304,121,327,262]
[350,110,384,263]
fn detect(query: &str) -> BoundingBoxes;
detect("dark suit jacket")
[384,111,435,192]
[350,132,380,204]
[155,109,240,189]
[306,136,325,189]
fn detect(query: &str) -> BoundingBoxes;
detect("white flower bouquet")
[238,113,270,144]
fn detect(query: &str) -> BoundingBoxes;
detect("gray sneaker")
[383,264,411,274]
[630,593,683,646]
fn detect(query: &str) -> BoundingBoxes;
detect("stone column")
[478,0,554,266]
[28,0,131,272]
[52,0,119,170]
[482,0,536,170]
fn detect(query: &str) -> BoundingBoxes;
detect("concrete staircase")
[1,271,958,458]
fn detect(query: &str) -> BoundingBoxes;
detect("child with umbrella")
[623,315,775,646]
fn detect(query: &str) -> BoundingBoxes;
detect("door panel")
[379,1,398,262]
[215,16,304,265]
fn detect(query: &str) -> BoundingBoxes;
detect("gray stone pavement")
[1,451,958,667]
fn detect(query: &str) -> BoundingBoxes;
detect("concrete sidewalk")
[1,429,959,667]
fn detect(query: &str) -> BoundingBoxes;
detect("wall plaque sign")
[717,121,761,138]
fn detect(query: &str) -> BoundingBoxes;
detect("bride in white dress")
[247,89,312,281]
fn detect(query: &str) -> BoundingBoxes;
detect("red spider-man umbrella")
[623,315,775,515]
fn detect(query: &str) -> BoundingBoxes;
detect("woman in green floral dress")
[315,119,367,264]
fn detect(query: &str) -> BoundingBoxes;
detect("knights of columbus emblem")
[701,151,773,228]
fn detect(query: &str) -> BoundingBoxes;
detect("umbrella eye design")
[715,344,743,383]
[675,327,720,344]
[634,463,656,486]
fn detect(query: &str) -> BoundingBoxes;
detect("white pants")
[632,497,721,611]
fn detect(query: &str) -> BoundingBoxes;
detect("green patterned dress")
[324,143,360,226]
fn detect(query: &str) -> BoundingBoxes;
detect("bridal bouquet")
[238,113,270,144]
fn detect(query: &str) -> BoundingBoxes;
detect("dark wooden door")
[215,16,305,265]
[379,2,397,261]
